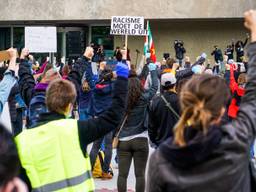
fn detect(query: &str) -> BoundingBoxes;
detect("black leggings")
[117,137,149,192]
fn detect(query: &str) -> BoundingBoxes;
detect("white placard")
[25,27,57,53]
[110,16,147,36]
[0,103,12,133]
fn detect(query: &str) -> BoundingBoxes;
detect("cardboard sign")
[25,27,57,53]
[110,16,147,36]
[0,50,19,62]
[0,51,10,62]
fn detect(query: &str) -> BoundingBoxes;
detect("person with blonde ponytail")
[147,10,256,192]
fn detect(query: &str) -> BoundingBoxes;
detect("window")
[13,27,24,52]
[0,28,11,50]
[91,26,114,51]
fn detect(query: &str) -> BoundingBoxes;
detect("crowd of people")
[0,9,256,192]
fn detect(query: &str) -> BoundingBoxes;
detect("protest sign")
[25,27,57,53]
[110,16,147,36]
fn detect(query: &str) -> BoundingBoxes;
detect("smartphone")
[0,51,10,62]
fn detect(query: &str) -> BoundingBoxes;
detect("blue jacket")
[93,80,114,116]
[0,70,16,114]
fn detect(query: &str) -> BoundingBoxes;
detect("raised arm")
[77,51,129,148]
[18,48,36,106]
[232,10,256,143]
[67,47,94,93]
[0,48,17,113]
[243,34,250,47]
[143,63,159,101]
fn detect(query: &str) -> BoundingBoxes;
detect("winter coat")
[148,91,180,147]
[93,80,114,116]
[211,48,223,63]
[147,42,256,192]
[119,70,158,138]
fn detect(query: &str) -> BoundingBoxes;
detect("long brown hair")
[174,74,230,147]
[127,71,144,113]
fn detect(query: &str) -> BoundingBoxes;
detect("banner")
[25,27,57,53]
[110,16,147,36]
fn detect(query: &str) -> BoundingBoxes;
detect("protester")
[174,40,186,66]
[8,83,26,136]
[15,50,129,191]
[228,63,246,119]
[77,48,97,121]
[18,49,62,128]
[148,73,180,147]
[90,66,115,180]
[0,48,18,114]
[61,64,70,79]
[225,40,235,60]
[211,45,223,74]
[147,10,256,192]
[235,33,250,62]
[0,123,27,192]
[117,62,158,192]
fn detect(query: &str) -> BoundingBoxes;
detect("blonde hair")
[174,74,230,147]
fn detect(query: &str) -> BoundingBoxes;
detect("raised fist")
[83,47,94,59]
[244,10,256,31]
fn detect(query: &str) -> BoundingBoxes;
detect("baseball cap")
[161,73,177,86]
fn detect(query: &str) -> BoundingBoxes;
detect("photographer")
[174,40,186,66]
[211,45,224,74]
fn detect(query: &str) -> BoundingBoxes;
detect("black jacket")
[18,56,90,109]
[147,42,256,192]
[175,43,186,60]
[119,70,158,138]
[148,91,180,147]
[236,38,249,62]
[211,48,223,63]
[20,76,128,189]
[225,43,234,60]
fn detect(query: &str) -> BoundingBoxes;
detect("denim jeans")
[89,131,113,173]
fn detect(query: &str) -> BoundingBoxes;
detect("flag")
[144,21,157,63]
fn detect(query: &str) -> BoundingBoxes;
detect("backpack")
[27,92,47,128]
[92,150,113,178]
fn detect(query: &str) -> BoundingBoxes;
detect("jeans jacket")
[0,70,16,114]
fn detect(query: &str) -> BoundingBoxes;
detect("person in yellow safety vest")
[15,55,129,191]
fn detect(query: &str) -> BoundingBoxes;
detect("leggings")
[117,137,149,192]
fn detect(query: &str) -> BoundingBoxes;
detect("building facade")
[0,0,255,63]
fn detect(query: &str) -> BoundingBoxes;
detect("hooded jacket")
[146,42,256,192]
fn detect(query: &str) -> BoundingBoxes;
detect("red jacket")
[228,64,245,118]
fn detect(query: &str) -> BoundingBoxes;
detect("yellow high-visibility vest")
[15,119,95,192]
